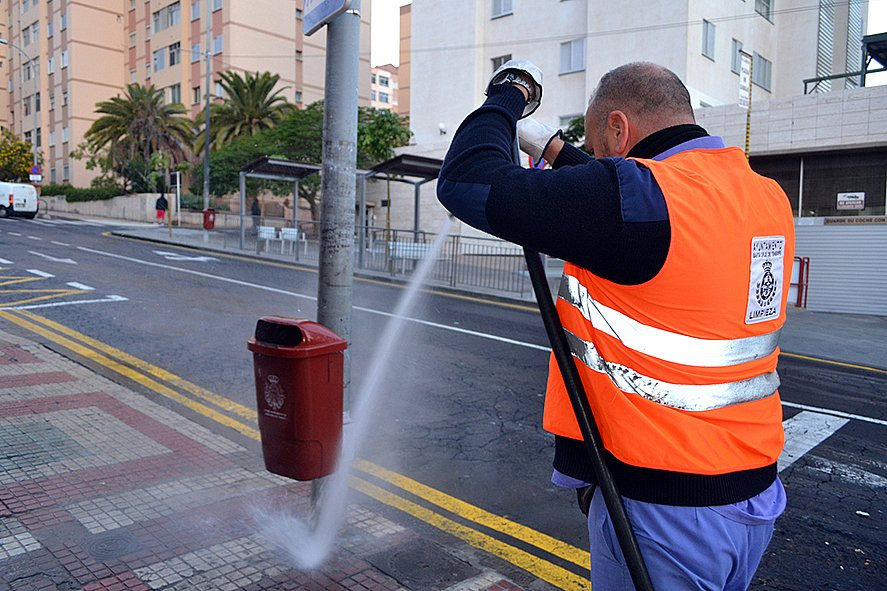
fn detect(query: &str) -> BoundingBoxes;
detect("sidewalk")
[0,327,546,591]
[109,220,887,372]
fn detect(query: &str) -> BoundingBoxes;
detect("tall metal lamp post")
[0,38,38,167]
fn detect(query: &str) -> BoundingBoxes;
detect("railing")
[790,256,811,308]
[201,210,543,297]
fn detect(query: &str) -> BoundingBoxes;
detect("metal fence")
[205,210,545,297]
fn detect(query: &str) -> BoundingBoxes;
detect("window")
[61,50,68,68]
[35,92,40,111]
[702,20,715,59]
[213,0,222,10]
[51,167,57,183]
[32,22,39,39]
[295,90,302,103]
[192,85,201,104]
[153,48,165,71]
[50,130,55,145]
[379,76,389,87]
[492,54,512,71]
[380,92,389,103]
[492,0,512,18]
[33,59,39,78]
[212,34,222,54]
[560,38,586,74]
[755,0,772,20]
[23,26,31,46]
[191,42,200,62]
[63,163,69,180]
[191,0,199,20]
[146,62,151,77]
[23,62,31,81]
[214,81,223,97]
[35,128,41,148]
[49,93,55,110]
[130,32,136,47]
[296,8,302,19]
[169,42,181,66]
[371,73,376,84]
[731,39,743,73]
[24,97,31,116]
[48,19,53,37]
[753,52,772,90]
[24,131,32,144]
[62,126,69,143]
[48,57,54,74]
[130,0,136,10]
[370,90,376,101]
[153,2,180,33]
[169,83,181,104]
[62,90,68,106]
[130,70,137,83]
[60,11,67,30]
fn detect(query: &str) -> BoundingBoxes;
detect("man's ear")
[606,110,632,157]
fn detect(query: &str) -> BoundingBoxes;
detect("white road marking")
[73,245,886,426]
[803,456,887,489]
[781,401,887,427]
[8,232,22,236]
[0,258,13,264]
[66,282,95,291]
[28,251,77,264]
[51,241,71,246]
[26,269,54,278]
[778,411,850,472]
[1,294,128,311]
[27,235,42,241]
[153,250,219,262]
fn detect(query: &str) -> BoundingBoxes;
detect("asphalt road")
[1,216,883,590]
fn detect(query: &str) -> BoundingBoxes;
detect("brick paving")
[0,328,548,590]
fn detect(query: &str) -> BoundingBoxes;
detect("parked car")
[0,182,38,219]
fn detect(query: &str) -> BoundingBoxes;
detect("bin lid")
[247,316,346,358]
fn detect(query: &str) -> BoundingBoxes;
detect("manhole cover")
[82,530,142,561]
[367,540,479,590]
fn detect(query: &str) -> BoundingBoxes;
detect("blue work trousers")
[588,488,776,590]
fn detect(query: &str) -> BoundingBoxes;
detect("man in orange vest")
[438,61,795,589]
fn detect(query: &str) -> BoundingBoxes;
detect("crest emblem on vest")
[755,261,777,306]
[264,375,285,410]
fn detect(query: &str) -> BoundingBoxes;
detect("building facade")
[408,0,868,149]
[0,0,372,187]
[370,63,397,111]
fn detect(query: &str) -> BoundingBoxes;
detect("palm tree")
[195,71,294,154]
[84,84,194,190]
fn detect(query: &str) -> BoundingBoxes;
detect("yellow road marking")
[0,289,83,307]
[0,276,46,287]
[356,460,588,568]
[16,310,258,422]
[0,310,260,440]
[780,351,887,375]
[352,477,589,591]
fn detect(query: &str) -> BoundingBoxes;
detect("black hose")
[515,139,655,591]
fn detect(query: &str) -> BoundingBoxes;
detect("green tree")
[357,108,413,167]
[0,129,37,182]
[82,84,194,191]
[195,71,295,155]
[562,115,592,155]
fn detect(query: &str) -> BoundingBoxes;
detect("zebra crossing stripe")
[778,411,849,472]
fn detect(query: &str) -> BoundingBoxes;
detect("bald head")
[586,62,695,157]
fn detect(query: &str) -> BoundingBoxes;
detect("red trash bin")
[247,316,346,481]
[203,208,216,230]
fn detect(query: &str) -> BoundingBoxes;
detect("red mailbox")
[247,316,346,481]
[203,208,216,230]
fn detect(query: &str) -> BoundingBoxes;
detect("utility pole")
[317,1,360,410]
[202,0,212,242]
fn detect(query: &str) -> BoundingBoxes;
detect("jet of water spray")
[256,217,456,569]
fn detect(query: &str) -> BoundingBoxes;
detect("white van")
[0,182,38,219]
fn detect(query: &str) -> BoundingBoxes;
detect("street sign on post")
[29,164,42,183]
[738,51,752,110]
[303,0,353,36]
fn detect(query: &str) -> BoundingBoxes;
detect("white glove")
[517,118,562,162]
[487,59,543,118]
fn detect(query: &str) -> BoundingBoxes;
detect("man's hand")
[487,59,543,118]
[517,118,564,163]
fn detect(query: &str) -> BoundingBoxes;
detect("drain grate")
[367,539,480,590]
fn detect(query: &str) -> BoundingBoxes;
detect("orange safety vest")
[544,146,795,503]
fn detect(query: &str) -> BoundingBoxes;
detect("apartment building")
[370,63,397,111]
[398,2,409,117]
[1,0,372,187]
[408,0,868,148]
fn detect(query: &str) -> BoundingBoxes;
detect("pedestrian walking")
[251,196,261,235]
[438,60,795,590]
[155,194,168,224]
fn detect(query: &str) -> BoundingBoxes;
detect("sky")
[370,0,887,78]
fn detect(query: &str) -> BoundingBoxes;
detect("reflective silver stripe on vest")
[559,275,780,368]
[564,330,779,411]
